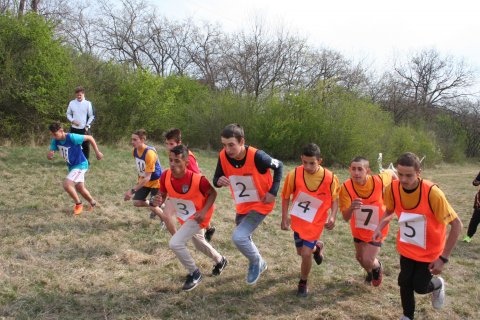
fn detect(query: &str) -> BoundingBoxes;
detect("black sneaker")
[212,256,228,276]
[372,261,383,287]
[365,272,373,284]
[313,241,324,265]
[205,226,216,242]
[297,280,308,297]
[182,269,202,291]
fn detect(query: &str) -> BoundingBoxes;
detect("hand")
[262,192,275,204]
[152,194,163,207]
[325,215,336,230]
[372,229,382,242]
[428,258,445,275]
[72,120,80,126]
[96,151,103,160]
[281,217,290,230]
[124,190,133,201]
[350,198,363,211]
[194,211,206,223]
[47,151,54,160]
[217,176,230,187]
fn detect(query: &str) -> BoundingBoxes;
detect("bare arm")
[194,188,217,223]
[281,198,291,230]
[83,135,103,160]
[325,198,338,230]
[373,209,396,241]
[428,217,463,275]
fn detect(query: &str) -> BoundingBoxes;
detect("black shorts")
[133,187,158,201]
[353,237,383,247]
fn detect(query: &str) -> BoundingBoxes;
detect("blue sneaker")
[246,258,267,285]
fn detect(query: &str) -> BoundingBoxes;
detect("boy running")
[213,123,283,285]
[47,122,103,215]
[154,145,227,291]
[163,128,216,241]
[373,152,462,320]
[123,129,176,235]
[463,171,480,243]
[281,143,338,297]
[339,156,395,286]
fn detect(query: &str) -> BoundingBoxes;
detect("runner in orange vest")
[153,145,227,291]
[281,143,339,297]
[373,152,462,320]
[163,128,216,241]
[213,124,283,285]
[339,156,396,286]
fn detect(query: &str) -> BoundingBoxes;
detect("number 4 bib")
[398,212,427,249]
[290,192,323,223]
[229,175,260,203]
[170,198,196,222]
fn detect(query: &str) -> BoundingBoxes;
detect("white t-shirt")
[66,98,94,129]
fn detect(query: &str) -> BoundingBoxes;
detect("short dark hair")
[49,122,62,133]
[396,152,421,171]
[75,86,85,93]
[170,144,189,159]
[133,129,147,140]
[164,128,182,143]
[350,156,370,167]
[221,123,244,143]
[302,143,321,159]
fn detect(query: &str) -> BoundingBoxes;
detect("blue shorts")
[294,232,317,249]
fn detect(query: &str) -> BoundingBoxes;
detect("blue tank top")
[133,146,162,181]
[53,133,87,171]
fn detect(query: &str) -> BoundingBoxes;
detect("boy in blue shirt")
[48,122,103,215]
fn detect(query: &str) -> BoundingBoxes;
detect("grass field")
[0,145,479,320]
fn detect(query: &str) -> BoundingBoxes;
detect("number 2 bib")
[354,205,380,231]
[398,212,427,249]
[291,191,324,223]
[170,198,196,222]
[229,175,260,203]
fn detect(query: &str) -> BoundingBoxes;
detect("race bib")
[58,145,70,163]
[229,175,260,203]
[354,205,380,231]
[135,158,147,176]
[170,198,196,222]
[290,192,323,223]
[398,212,427,249]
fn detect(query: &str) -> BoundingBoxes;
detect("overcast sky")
[149,0,479,75]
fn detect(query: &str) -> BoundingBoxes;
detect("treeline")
[0,2,479,164]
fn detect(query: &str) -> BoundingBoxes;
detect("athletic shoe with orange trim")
[372,261,383,287]
[87,201,96,212]
[73,203,83,215]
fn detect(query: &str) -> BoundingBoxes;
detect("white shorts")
[66,169,88,183]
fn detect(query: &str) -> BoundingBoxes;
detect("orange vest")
[392,179,446,262]
[344,175,389,242]
[219,147,274,215]
[165,169,214,229]
[289,166,333,241]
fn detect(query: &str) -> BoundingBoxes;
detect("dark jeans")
[70,127,90,160]
[467,208,480,238]
[398,255,435,319]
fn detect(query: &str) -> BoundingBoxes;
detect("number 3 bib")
[229,175,260,203]
[170,198,197,222]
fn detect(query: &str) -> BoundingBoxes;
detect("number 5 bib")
[229,175,260,203]
[398,212,427,249]
[291,192,324,223]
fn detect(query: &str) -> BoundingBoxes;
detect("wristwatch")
[439,256,449,263]
[131,188,136,194]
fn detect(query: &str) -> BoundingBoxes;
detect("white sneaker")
[431,277,445,309]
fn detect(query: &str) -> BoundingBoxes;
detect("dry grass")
[0,145,479,320]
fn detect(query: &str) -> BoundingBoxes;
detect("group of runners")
[46,88,477,320]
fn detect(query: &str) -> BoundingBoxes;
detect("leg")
[75,182,94,204]
[169,220,199,274]
[192,228,222,264]
[398,256,416,320]
[299,245,314,280]
[232,211,266,264]
[467,209,480,238]
[63,179,81,204]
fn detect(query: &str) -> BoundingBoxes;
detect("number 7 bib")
[354,205,379,231]
[290,192,323,223]
[229,175,260,203]
[398,212,427,249]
